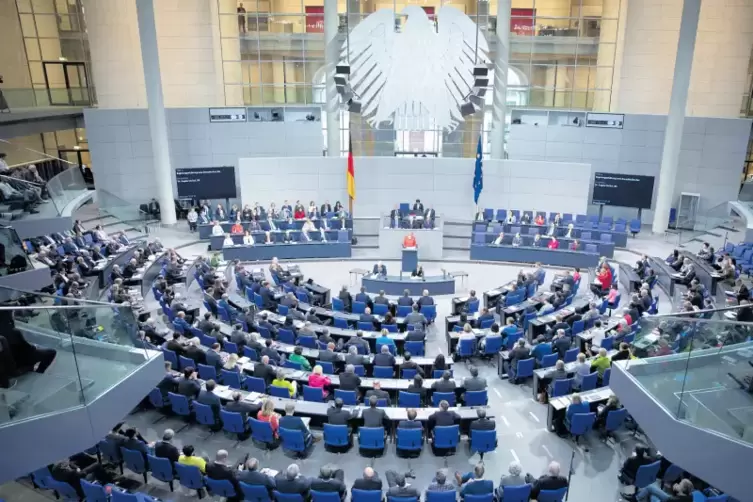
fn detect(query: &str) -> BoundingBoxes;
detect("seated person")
[372,261,387,276]
[211,221,224,236]
[594,395,621,430]
[618,446,658,485]
[512,232,522,247]
[400,352,424,377]
[569,239,579,251]
[411,265,424,278]
[0,326,57,388]
[530,335,552,363]
[271,370,297,397]
[242,230,254,246]
[365,381,391,406]
[455,463,494,497]
[288,346,311,371]
[178,445,206,473]
[590,264,614,296]
[307,365,332,399]
[478,322,502,351]
[540,360,568,402]
[493,232,505,246]
[624,478,694,502]
[231,220,243,234]
[547,237,559,249]
[256,398,282,439]
[222,233,234,247]
[530,461,569,500]
[534,213,545,226]
[532,233,542,247]
[279,402,317,446]
[590,348,612,379]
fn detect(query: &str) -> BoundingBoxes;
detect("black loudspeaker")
[351,237,358,245]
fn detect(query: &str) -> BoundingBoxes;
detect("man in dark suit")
[157,361,179,399]
[400,352,424,377]
[122,428,149,460]
[184,339,207,366]
[431,371,457,393]
[373,289,389,305]
[274,464,312,499]
[237,457,275,495]
[280,292,297,308]
[531,461,569,500]
[476,308,495,327]
[552,329,572,359]
[463,366,487,393]
[259,281,277,310]
[373,345,396,367]
[339,364,362,392]
[397,290,414,307]
[154,429,180,465]
[355,287,373,310]
[359,307,377,328]
[310,465,347,501]
[279,403,316,446]
[254,355,276,385]
[362,395,390,428]
[318,343,341,363]
[386,471,420,498]
[507,338,532,381]
[224,391,261,423]
[206,450,241,500]
[327,398,356,427]
[206,343,224,374]
[258,313,278,337]
[305,308,320,324]
[372,263,387,276]
[338,286,353,312]
[416,290,434,308]
[427,400,461,437]
[197,379,223,425]
[345,331,370,355]
[351,467,383,492]
[177,367,201,400]
[412,199,424,213]
[261,339,281,364]
[397,408,423,431]
[470,408,496,432]
[389,205,403,228]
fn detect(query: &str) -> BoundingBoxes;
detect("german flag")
[347,133,356,201]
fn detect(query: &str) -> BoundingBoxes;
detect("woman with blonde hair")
[307,364,332,398]
[223,353,241,372]
[256,398,280,437]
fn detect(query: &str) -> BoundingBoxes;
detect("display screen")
[175,167,237,200]
[592,172,655,209]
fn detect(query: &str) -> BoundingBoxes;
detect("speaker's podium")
[401,247,418,274]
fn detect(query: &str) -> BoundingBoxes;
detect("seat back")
[80,480,108,502]
[222,369,244,389]
[401,368,417,379]
[303,385,324,402]
[278,329,296,344]
[197,363,217,381]
[283,360,303,370]
[352,301,366,314]
[470,429,496,454]
[174,463,203,489]
[193,402,216,426]
[538,487,568,502]
[422,305,437,321]
[569,412,596,435]
[397,305,412,317]
[465,390,488,406]
[221,410,247,433]
[358,321,374,331]
[433,425,459,449]
[465,494,494,502]
[482,335,503,355]
[120,447,146,474]
[457,338,475,358]
[333,317,348,329]
[516,358,535,378]
[279,427,307,452]
[635,460,662,489]
[47,479,80,501]
[32,466,54,490]
[373,303,388,315]
[605,408,628,432]
[404,340,425,356]
[426,491,458,502]
[146,455,174,482]
[334,389,357,405]
[243,376,266,393]
[205,477,238,497]
[551,378,573,397]
[278,305,289,315]
[432,391,456,407]
[312,491,343,502]
[239,482,272,502]
[358,427,386,450]
[396,427,423,451]
[275,491,305,502]
[564,347,579,363]
[323,424,350,447]
[500,484,532,502]
[602,368,612,386]
[373,366,394,378]
[352,490,383,502]
[580,372,599,391]
[332,298,344,311]
[398,391,421,407]
[540,353,558,368]
[148,387,166,408]
[249,417,275,443]
[178,355,193,371]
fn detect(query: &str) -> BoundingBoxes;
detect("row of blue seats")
[478,209,641,234]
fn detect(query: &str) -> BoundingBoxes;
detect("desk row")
[472,233,615,258]
[470,244,600,268]
[211,231,351,250]
[199,219,353,239]
[222,242,352,261]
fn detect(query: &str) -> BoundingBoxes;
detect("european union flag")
[473,136,483,204]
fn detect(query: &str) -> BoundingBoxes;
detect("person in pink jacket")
[307,365,332,398]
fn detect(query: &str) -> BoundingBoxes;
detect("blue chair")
[284,360,303,370]
[395,427,423,456]
[358,427,386,457]
[148,387,168,410]
[500,484,532,502]
[633,460,662,489]
[604,408,628,437]
[174,463,204,496]
[194,401,218,430]
[239,482,273,502]
[298,335,318,349]
[332,298,344,311]
[470,429,496,460]
[401,368,417,379]
[316,360,335,374]
[248,417,277,448]
[602,368,612,386]
[197,363,217,381]
[404,340,425,356]
[353,365,366,376]
[303,385,324,402]
[568,412,595,443]
[397,305,412,317]
[358,321,375,331]
[388,496,419,502]
[433,425,459,457]
[178,355,194,371]
[275,492,305,502]
[278,329,296,345]
[334,389,357,405]
[481,335,503,357]
[277,304,289,316]
[243,376,266,393]
[467,300,480,314]
[551,378,573,397]
[225,341,239,354]
[511,358,534,383]
[333,317,348,329]
[167,392,191,418]
[373,366,394,378]
[222,369,244,389]
[538,487,568,502]
[564,348,579,363]
[221,409,250,439]
[426,491,457,502]
[46,479,80,501]
[373,303,389,315]
[312,491,343,502]
[383,324,398,333]
[629,218,641,236]
[456,338,475,360]
[258,326,272,339]
[146,454,174,491]
[422,304,437,322]
[120,447,148,483]
[31,466,55,491]
[206,477,238,498]
[465,390,488,406]
[465,495,494,502]
[398,391,421,407]
[579,372,598,391]
[270,384,292,398]
[97,440,124,473]
[432,391,456,407]
[162,349,178,368]
[352,489,383,502]
[279,427,311,458]
[540,353,558,368]
[244,346,259,361]
[80,480,109,502]
[352,301,366,314]
[323,423,351,449]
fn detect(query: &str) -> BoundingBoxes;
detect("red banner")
[511,8,535,36]
[305,6,324,33]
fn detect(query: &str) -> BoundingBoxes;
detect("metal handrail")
[651,302,750,319]
[0,173,44,188]
[0,284,117,307]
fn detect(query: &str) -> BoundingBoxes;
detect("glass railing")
[0,292,158,425]
[47,165,88,215]
[0,87,91,110]
[97,189,150,231]
[624,313,753,445]
[676,201,736,247]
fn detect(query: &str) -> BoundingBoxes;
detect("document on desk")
[287,371,306,379]
[487,290,500,296]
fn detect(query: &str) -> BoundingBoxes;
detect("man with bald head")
[352,467,383,492]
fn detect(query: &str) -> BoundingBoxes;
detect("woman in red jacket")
[534,213,545,226]
[547,237,559,249]
[307,365,332,398]
[590,264,613,296]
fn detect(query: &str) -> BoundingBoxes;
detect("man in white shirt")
[242,232,254,246]
[223,234,234,247]
[211,221,224,236]
[494,232,505,246]
[589,319,606,349]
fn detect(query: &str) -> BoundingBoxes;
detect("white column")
[324,0,341,156]
[652,0,701,234]
[489,0,510,159]
[136,0,176,225]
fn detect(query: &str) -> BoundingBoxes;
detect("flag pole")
[349,196,353,216]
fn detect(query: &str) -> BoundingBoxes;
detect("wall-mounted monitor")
[176,166,237,200]
[592,172,655,209]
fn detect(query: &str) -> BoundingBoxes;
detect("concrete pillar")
[135,0,176,225]
[652,0,701,234]
[489,0,510,160]
[325,0,341,156]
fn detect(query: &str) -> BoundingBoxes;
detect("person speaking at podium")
[372,261,387,276]
[402,232,417,249]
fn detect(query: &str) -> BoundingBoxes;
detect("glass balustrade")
[97,189,149,230]
[624,314,753,445]
[46,165,88,215]
[0,294,158,425]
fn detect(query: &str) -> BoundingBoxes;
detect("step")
[444,236,470,249]
[353,235,378,248]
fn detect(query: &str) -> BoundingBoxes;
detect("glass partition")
[675,201,736,247]
[0,299,156,425]
[625,315,753,445]
[97,189,149,231]
[46,164,87,214]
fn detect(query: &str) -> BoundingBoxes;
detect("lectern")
[402,247,418,273]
